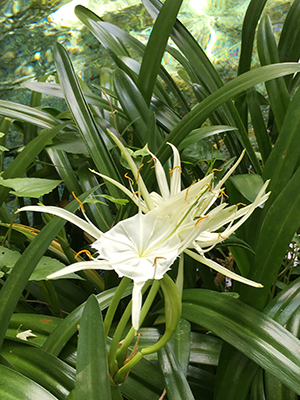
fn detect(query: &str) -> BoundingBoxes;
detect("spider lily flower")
[17,140,270,330]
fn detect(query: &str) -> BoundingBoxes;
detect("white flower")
[17,140,270,331]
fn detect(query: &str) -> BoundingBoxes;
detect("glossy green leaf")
[178,125,236,150]
[76,294,111,400]
[53,42,122,199]
[153,63,300,171]
[229,174,265,203]
[42,284,132,356]
[0,122,68,208]
[169,318,191,376]
[1,341,75,399]
[257,14,290,131]
[0,364,57,400]
[189,332,222,366]
[137,0,183,105]
[0,177,61,198]
[182,289,300,395]
[158,342,195,400]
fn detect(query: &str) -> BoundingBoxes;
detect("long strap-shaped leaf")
[53,42,122,199]
[0,365,57,400]
[152,63,300,170]
[137,0,183,106]
[182,289,300,395]
[76,295,112,400]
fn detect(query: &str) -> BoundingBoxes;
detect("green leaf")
[153,63,300,172]
[42,284,133,356]
[76,294,111,400]
[228,174,265,203]
[53,42,122,199]
[158,342,195,400]
[182,289,300,395]
[137,0,183,105]
[1,341,75,398]
[0,177,62,198]
[257,14,290,131]
[169,318,191,376]
[0,364,57,400]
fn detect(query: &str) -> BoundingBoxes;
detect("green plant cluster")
[1,0,300,399]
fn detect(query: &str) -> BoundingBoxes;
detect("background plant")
[0,0,300,399]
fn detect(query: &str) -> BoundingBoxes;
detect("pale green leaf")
[0,177,62,198]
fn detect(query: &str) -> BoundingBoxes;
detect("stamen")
[217,190,229,199]
[124,173,134,185]
[211,168,223,173]
[195,215,209,227]
[72,191,85,214]
[132,190,139,199]
[218,233,227,241]
[201,183,214,194]
[147,157,156,169]
[237,202,246,207]
[184,180,196,201]
[75,249,93,260]
[169,165,182,177]
[136,164,144,183]
[152,256,167,266]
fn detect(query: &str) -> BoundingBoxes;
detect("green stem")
[113,352,143,385]
[110,383,124,400]
[116,280,160,365]
[103,277,131,337]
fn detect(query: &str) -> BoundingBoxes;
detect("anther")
[217,190,229,199]
[152,256,167,266]
[184,180,196,201]
[218,233,227,241]
[237,202,246,207]
[147,157,156,169]
[195,215,209,227]
[211,168,223,173]
[124,173,134,185]
[72,191,85,214]
[136,163,144,183]
[75,249,93,260]
[169,165,182,177]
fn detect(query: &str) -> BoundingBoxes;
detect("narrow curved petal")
[17,205,102,239]
[185,248,263,288]
[168,143,181,197]
[149,151,170,200]
[132,281,145,331]
[47,260,113,279]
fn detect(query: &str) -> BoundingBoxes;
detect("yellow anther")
[218,233,227,241]
[169,165,182,177]
[201,183,214,194]
[217,190,229,199]
[136,164,144,183]
[72,191,85,214]
[237,202,246,207]
[184,180,196,201]
[124,173,134,185]
[75,249,93,260]
[132,190,139,199]
[147,157,156,169]
[211,168,223,173]
[195,215,209,227]
[152,256,167,266]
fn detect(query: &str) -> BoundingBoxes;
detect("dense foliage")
[1,0,300,399]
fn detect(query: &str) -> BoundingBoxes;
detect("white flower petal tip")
[16,329,37,341]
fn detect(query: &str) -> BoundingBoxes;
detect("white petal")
[132,281,145,331]
[17,205,102,240]
[47,260,113,279]
[185,249,263,288]
[168,143,181,196]
[149,151,170,200]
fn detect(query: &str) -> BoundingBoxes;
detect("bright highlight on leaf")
[18,141,270,331]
